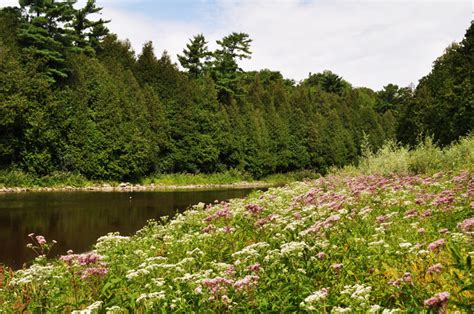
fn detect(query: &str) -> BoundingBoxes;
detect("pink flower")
[418,227,426,234]
[204,206,232,222]
[458,217,474,233]
[247,263,261,272]
[59,254,76,264]
[427,263,443,274]
[424,292,449,309]
[439,228,449,234]
[221,295,232,305]
[424,297,439,307]
[255,218,268,227]
[36,235,47,246]
[376,215,388,224]
[81,265,108,279]
[293,212,302,220]
[422,210,432,217]
[254,214,276,228]
[428,238,446,252]
[316,252,327,260]
[402,272,413,284]
[60,252,103,266]
[223,226,235,234]
[202,224,216,234]
[77,252,101,266]
[404,208,418,218]
[245,204,263,215]
[388,279,401,287]
[234,275,259,291]
[225,265,235,276]
[438,291,449,302]
[203,277,234,295]
[331,263,343,271]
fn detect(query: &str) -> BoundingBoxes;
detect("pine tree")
[177,34,210,77]
[212,32,252,103]
[71,0,109,54]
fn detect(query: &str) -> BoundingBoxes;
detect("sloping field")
[1,167,473,313]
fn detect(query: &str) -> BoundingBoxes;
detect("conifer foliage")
[0,2,472,181]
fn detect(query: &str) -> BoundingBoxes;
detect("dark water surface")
[0,188,260,269]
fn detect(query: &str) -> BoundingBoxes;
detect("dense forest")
[0,1,472,181]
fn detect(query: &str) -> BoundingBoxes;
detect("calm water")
[0,188,260,269]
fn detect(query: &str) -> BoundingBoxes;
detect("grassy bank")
[334,135,474,176]
[0,138,473,312]
[0,169,319,190]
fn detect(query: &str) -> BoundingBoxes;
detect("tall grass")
[141,169,320,186]
[141,169,253,186]
[0,169,90,188]
[335,134,474,176]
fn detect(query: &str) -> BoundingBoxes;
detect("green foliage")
[17,0,108,82]
[0,168,88,188]
[304,70,351,95]
[211,32,252,103]
[0,2,471,186]
[336,134,474,176]
[142,169,252,186]
[177,34,210,77]
[397,22,473,146]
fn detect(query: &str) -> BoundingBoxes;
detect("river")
[0,188,261,269]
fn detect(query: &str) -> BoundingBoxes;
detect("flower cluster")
[60,251,108,279]
[300,288,329,311]
[2,169,472,313]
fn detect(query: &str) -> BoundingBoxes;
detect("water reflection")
[0,188,260,269]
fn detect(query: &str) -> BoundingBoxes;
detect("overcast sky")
[1,0,472,90]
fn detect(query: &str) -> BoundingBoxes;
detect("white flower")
[399,242,412,249]
[105,305,123,314]
[341,284,372,302]
[280,241,307,256]
[332,306,352,313]
[369,304,382,313]
[369,240,385,246]
[10,264,55,287]
[305,288,329,303]
[126,268,150,280]
[417,249,429,256]
[137,291,166,304]
[72,301,103,314]
[300,288,329,311]
[232,242,270,260]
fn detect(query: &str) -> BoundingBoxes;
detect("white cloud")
[213,0,472,89]
[102,7,201,58]
[2,0,471,90]
[0,0,18,7]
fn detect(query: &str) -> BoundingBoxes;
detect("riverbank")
[0,181,275,193]
[0,170,319,193]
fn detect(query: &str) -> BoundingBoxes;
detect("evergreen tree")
[71,0,109,54]
[177,34,210,77]
[212,32,252,103]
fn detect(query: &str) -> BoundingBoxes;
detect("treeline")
[0,1,472,180]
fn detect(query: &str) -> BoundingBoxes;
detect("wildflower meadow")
[0,140,473,313]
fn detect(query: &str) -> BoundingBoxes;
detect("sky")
[1,0,472,90]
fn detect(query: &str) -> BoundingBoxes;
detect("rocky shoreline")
[0,181,274,193]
